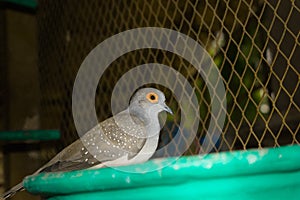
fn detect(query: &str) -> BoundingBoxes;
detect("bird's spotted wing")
[40,111,146,172]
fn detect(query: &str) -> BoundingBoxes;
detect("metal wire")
[37,0,300,156]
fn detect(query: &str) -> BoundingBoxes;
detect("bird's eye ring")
[146,92,159,103]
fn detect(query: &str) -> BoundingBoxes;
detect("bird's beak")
[163,103,173,115]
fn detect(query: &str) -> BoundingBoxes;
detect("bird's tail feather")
[0,182,24,199]
[0,161,67,199]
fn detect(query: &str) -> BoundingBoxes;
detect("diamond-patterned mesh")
[37,0,300,157]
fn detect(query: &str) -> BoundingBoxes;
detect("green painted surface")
[1,0,37,9]
[0,130,60,141]
[24,145,300,199]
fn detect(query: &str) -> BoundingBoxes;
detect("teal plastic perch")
[24,145,300,200]
[0,130,60,141]
[0,0,37,9]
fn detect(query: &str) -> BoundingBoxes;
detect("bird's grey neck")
[128,106,159,127]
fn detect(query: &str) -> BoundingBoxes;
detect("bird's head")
[129,88,173,124]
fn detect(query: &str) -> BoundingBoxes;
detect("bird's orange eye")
[146,92,159,103]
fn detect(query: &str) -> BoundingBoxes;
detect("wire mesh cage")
[37,0,300,158]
